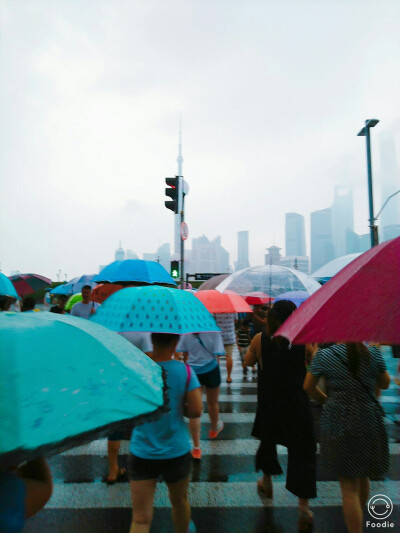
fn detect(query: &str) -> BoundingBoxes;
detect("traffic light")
[165,176,179,213]
[170,260,179,279]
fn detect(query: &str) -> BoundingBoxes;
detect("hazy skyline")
[1,1,400,279]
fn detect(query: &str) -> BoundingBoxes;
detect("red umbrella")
[276,237,400,345]
[91,284,124,304]
[9,274,52,297]
[244,291,273,305]
[195,290,253,314]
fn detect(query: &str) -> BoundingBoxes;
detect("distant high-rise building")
[285,213,306,256]
[115,242,125,262]
[235,231,250,271]
[156,243,171,272]
[264,246,281,266]
[311,208,334,272]
[280,256,310,274]
[346,229,370,255]
[143,253,157,262]
[191,235,229,273]
[332,186,353,258]
[379,131,400,241]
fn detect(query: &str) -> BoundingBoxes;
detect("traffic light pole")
[180,192,185,290]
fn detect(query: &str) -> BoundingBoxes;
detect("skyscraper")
[235,231,250,271]
[191,235,229,273]
[114,242,125,262]
[331,186,353,258]
[379,131,400,241]
[311,208,334,272]
[285,213,306,256]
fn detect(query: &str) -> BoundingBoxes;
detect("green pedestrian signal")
[170,260,179,279]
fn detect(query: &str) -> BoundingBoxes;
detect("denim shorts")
[128,452,191,483]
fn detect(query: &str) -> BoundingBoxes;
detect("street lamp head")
[365,118,379,128]
[357,118,379,136]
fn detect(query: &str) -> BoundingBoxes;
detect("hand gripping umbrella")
[91,286,220,334]
[276,236,400,345]
[195,290,253,314]
[0,312,168,467]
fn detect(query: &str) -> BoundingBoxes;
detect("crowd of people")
[0,285,396,533]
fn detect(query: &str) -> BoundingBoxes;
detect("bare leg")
[205,386,220,430]
[18,458,53,519]
[359,477,370,508]
[189,417,201,449]
[129,479,157,533]
[257,474,273,498]
[166,476,191,533]
[225,356,233,382]
[107,440,124,481]
[339,477,363,533]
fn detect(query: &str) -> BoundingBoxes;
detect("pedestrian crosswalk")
[25,347,400,532]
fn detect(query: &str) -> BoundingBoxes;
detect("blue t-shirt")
[130,360,200,459]
[0,470,25,533]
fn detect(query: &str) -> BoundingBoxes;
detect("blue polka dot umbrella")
[90,286,220,334]
[0,312,167,467]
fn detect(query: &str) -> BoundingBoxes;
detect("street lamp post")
[357,119,379,247]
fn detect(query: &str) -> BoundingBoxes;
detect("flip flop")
[106,467,127,485]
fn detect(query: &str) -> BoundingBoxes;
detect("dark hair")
[241,318,250,326]
[82,285,92,291]
[58,294,68,301]
[346,343,370,377]
[0,295,14,311]
[151,333,180,347]
[267,300,297,336]
[21,297,36,312]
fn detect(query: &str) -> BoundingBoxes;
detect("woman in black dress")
[245,300,316,530]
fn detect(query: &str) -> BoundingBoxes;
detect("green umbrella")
[65,292,83,311]
[0,312,167,467]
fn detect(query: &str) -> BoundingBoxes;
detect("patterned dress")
[310,344,389,478]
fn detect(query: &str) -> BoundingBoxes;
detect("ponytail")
[346,343,370,377]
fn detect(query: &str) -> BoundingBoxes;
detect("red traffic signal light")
[165,176,179,214]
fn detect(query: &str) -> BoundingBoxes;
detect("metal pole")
[180,193,185,290]
[365,126,376,247]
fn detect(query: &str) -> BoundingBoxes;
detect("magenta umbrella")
[276,237,400,345]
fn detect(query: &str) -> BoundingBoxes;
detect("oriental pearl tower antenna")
[174,120,184,255]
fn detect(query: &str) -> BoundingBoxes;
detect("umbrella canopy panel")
[311,253,361,283]
[0,273,19,299]
[91,284,124,304]
[91,286,220,334]
[196,290,253,314]
[276,237,400,345]
[244,291,272,305]
[216,265,321,298]
[198,274,230,291]
[93,260,176,286]
[50,274,96,295]
[9,274,52,297]
[274,290,309,307]
[0,312,166,467]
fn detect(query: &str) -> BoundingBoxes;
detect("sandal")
[257,477,273,498]
[106,467,126,485]
[298,509,314,531]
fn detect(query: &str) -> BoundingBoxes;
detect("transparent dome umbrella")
[0,312,167,467]
[311,253,361,284]
[216,265,321,298]
[91,286,220,334]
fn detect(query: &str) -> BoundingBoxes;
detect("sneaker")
[208,420,224,439]
[187,519,197,532]
[191,447,202,460]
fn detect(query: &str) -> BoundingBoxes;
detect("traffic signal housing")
[165,176,179,213]
[170,260,180,279]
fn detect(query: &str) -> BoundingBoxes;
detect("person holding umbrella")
[304,343,390,533]
[49,294,68,314]
[71,285,100,318]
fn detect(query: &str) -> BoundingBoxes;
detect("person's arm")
[184,387,203,418]
[244,334,260,368]
[376,371,390,390]
[18,458,53,518]
[303,372,328,403]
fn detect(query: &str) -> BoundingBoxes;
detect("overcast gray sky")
[1,0,400,279]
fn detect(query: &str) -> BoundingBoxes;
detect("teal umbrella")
[0,273,19,299]
[0,312,167,467]
[91,286,220,334]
